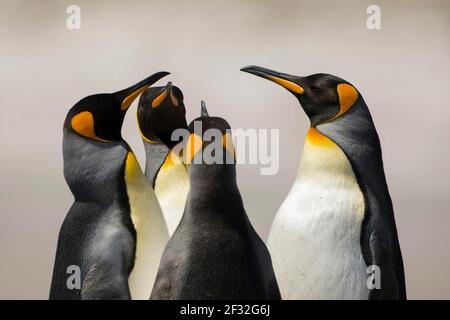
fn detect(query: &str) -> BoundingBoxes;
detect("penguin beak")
[167,82,180,107]
[118,71,170,111]
[152,81,179,108]
[201,100,209,117]
[240,65,304,95]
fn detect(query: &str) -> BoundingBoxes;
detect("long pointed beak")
[240,65,304,95]
[166,81,173,93]
[166,81,180,107]
[118,71,170,110]
[201,100,209,117]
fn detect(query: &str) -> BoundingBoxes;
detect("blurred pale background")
[0,0,449,299]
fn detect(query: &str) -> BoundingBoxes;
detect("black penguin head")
[64,72,170,142]
[137,82,188,148]
[185,101,235,177]
[241,65,360,127]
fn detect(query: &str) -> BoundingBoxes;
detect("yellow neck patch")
[125,151,141,179]
[161,152,175,170]
[306,128,334,148]
[161,150,182,170]
[71,111,111,142]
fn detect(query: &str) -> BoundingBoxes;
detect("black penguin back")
[151,115,281,300]
[50,131,136,299]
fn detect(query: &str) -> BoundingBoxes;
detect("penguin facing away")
[150,102,281,300]
[241,66,406,300]
[50,72,170,300]
[137,82,189,235]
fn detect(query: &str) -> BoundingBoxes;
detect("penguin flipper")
[317,105,406,300]
[366,232,406,300]
[81,262,131,300]
[81,226,135,300]
[150,253,178,300]
[150,274,174,300]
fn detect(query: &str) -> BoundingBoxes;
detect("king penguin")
[150,102,281,300]
[241,65,406,300]
[137,82,189,235]
[50,72,170,300]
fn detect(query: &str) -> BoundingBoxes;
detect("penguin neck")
[142,140,170,187]
[189,163,237,189]
[314,98,390,200]
[311,98,382,171]
[186,164,247,225]
[63,130,129,206]
[295,98,381,183]
[296,127,343,179]
[315,98,380,154]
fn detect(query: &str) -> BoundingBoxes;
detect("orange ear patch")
[152,90,168,108]
[222,132,235,159]
[185,133,203,164]
[324,83,359,123]
[336,83,358,116]
[170,92,179,107]
[71,111,110,142]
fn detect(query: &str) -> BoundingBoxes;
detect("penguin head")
[241,65,360,127]
[137,81,188,148]
[185,101,235,177]
[65,72,170,142]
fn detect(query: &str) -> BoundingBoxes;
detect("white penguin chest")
[124,152,168,300]
[154,152,190,235]
[268,128,369,299]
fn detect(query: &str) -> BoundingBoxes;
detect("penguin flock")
[50,66,406,300]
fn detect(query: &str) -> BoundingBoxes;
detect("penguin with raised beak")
[241,65,406,300]
[50,72,170,300]
[137,82,189,235]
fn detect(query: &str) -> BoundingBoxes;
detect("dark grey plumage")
[151,107,281,300]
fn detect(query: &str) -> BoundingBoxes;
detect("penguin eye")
[310,85,321,92]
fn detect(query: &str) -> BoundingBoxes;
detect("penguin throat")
[189,164,236,184]
[305,128,334,148]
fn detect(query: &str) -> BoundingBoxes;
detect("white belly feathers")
[154,151,189,235]
[267,128,369,300]
[124,152,169,300]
